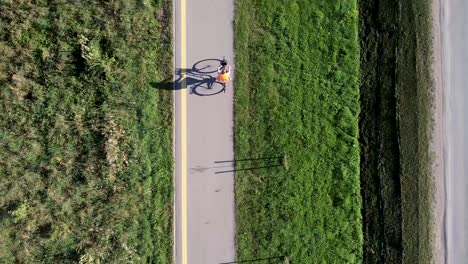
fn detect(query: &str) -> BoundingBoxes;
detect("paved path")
[174,0,236,264]
[440,0,468,263]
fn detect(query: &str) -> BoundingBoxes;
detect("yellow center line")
[180,0,188,263]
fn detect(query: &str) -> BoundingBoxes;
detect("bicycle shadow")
[152,58,228,96]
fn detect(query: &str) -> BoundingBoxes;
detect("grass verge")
[358,0,434,263]
[0,0,173,262]
[358,0,402,262]
[234,0,362,262]
[398,0,434,263]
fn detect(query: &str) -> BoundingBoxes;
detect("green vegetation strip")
[398,0,434,263]
[234,0,362,262]
[0,0,172,262]
[358,0,435,262]
[358,0,403,262]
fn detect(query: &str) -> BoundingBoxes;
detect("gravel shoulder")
[431,0,446,263]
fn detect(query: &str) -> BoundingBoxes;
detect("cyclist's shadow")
[153,59,227,96]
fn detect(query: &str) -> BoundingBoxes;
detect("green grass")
[0,0,173,262]
[234,0,362,262]
[398,0,434,263]
[358,0,435,262]
[358,0,403,262]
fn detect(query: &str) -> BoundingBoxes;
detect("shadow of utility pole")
[219,255,290,263]
[214,165,283,174]
[213,155,287,174]
[214,156,283,163]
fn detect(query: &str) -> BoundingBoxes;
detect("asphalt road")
[441,0,468,263]
[174,0,236,263]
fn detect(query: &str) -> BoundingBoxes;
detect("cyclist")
[216,58,231,83]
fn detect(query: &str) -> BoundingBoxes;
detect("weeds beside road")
[398,0,434,263]
[359,0,435,263]
[359,0,402,262]
[0,1,172,262]
[234,0,362,262]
